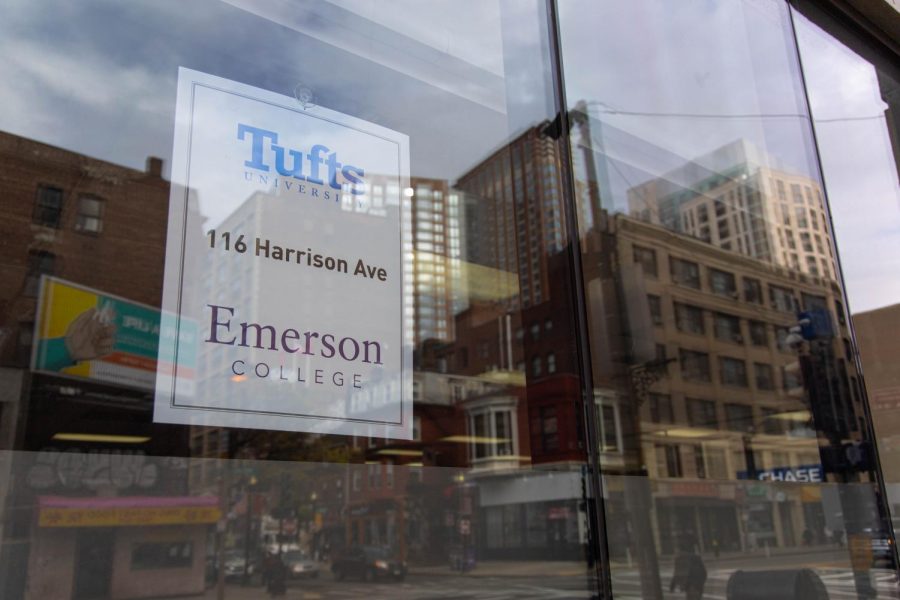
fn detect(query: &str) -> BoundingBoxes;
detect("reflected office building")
[575,122,884,568]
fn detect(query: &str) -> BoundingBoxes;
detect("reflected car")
[865,529,897,567]
[283,550,319,579]
[223,551,259,581]
[331,546,407,582]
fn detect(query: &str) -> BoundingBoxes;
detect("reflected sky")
[0,0,896,311]
[558,0,900,312]
[0,0,552,184]
[559,0,818,182]
[794,11,900,313]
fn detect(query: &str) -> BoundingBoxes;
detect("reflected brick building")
[0,131,202,600]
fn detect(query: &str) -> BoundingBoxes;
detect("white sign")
[154,68,412,439]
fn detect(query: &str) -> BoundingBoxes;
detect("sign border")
[156,67,411,434]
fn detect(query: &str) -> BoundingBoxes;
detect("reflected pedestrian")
[264,552,287,597]
[802,528,814,546]
[670,539,707,600]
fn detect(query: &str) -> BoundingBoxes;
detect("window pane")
[563,0,894,595]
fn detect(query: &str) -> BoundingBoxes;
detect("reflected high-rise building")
[405,178,467,344]
[456,123,572,309]
[627,139,837,280]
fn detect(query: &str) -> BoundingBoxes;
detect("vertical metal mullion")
[543,1,613,598]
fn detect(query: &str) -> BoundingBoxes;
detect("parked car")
[223,550,259,582]
[864,528,897,567]
[331,546,407,582]
[283,550,319,579]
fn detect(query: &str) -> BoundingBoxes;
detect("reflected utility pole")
[216,460,231,600]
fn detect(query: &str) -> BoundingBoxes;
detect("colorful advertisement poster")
[32,276,195,391]
[154,68,412,439]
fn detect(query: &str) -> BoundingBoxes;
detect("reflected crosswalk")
[282,578,596,600]
[609,567,900,600]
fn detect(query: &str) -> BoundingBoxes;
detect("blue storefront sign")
[737,464,824,483]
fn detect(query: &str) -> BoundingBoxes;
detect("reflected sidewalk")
[409,559,591,578]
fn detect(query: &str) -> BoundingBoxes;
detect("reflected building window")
[724,403,754,432]
[760,407,783,435]
[714,312,742,344]
[33,185,63,228]
[743,277,763,304]
[633,244,658,278]
[468,406,515,461]
[674,302,705,335]
[709,268,737,298]
[687,398,718,429]
[539,407,559,452]
[749,320,769,347]
[648,294,663,326]
[680,349,711,382]
[599,404,620,452]
[75,196,103,234]
[23,250,55,296]
[655,444,683,478]
[670,257,701,289]
[720,357,748,387]
[770,285,795,312]
[648,393,674,424]
[531,356,542,377]
[754,363,775,391]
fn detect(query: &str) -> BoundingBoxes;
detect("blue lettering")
[237,123,278,171]
[238,125,367,191]
[307,144,329,185]
[342,165,366,195]
[274,145,306,180]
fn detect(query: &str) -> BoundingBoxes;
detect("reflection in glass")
[0,1,605,598]
[561,0,896,599]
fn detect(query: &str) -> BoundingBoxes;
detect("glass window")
[2,1,899,598]
[743,277,763,304]
[720,357,748,387]
[539,407,559,452]
[713,312,742,344]
[23,250,55,296]
[647,393,674,424]
[769,285,796,312]
[754,362,775,391]
[655,445,683,478]
[724,403,754,432]
[748,320,769,346]
[686,398,718,429]
[33,185,64,228]
[75,196,103,233]
[679,349,711,382]
[674,302,704,335]
[598,403,619,452]
[709,268,737,298]
[670,257,700,289]
[647,294,663,326]
[131,542,193,570]
[633,244,658,278]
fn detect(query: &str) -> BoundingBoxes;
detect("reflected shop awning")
[37,495,221,528]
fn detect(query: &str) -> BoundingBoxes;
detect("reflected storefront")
[1,1,900,599]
